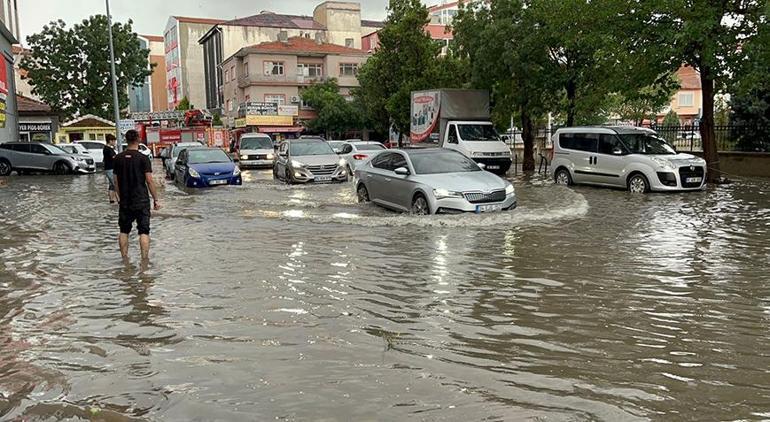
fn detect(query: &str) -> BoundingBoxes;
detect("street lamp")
[106,0,122,152]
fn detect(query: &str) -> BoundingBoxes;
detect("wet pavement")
[1,165,769,421]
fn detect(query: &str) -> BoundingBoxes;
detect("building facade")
[0,1,18,142]
[220,37,367,139]
[17,94,58,143]
[658,66,702,125]
[199,1,383,110]
[362,1,455,55]
[129,35,168,113]
[164,16,225,110]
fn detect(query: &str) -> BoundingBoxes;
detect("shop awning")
[258,126,304,133]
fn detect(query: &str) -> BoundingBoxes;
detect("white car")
[550,126,707,193]
[56,143,97,173]
[74,140,106,167]
[121,143,152,158]
[336,141,388,172]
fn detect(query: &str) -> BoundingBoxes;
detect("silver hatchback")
[355,149,516,215]
[0,142,84,175]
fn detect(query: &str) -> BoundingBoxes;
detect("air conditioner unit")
[290,96,300,104]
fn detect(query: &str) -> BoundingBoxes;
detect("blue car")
[174,147,242,188]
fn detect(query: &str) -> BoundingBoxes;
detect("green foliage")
[22,16,152,120]
[356,0,465,141]
[662,110,680,127]
[175,97,192,111]
[212,112,223,127]
[301,79,362,138]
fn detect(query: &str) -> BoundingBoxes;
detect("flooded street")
[1,166,770,421]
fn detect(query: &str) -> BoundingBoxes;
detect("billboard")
[0,61,7,129]
[410,91,440,142]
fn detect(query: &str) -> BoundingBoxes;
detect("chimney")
[278,30,289,43]
[314,32,325,45]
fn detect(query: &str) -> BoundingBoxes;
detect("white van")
[550,126,707,193]
[443,121,513,174]
[237,133,274,168]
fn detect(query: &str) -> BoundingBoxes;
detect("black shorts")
[119,207,151,235]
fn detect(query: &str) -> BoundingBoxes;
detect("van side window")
[560,133,597,153]
[598,134,626,155]
[447,125,458,144]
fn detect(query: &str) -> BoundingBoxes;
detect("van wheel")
[356,184,370,203]
[0,159,11,176]
[53,161,70,175]
[554,168,572,185]
[627,173,650,194]
[411,194,430,215]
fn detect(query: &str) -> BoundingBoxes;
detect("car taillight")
[353,154,368,160]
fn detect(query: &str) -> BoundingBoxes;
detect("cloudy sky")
[18,0,438,44]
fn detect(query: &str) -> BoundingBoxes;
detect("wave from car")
[355,148,516,215]
[173,147,242,188]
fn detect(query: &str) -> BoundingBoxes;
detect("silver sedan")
[354,149,517,215]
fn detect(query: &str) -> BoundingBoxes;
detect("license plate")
[487,165,500,170]
[315,175,333,182]
[209,179,228,185]
[476,204,503,213]
[686,177,702,183]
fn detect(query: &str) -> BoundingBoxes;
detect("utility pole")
[106,0,122,152]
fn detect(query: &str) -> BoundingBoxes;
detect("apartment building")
[129,35,168,112]
[199,1,383,110]
[657,66,702,125]
[164,16,225,110]
[220,36,367,139]
[363,1,456,55]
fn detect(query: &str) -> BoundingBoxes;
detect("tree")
[356,0,464,145]
[636,1,766,182]
[660,109,681,144]
[175,97,193,111]
[22,16,152,120]
[301,79,362,138]
[212,112,223,127]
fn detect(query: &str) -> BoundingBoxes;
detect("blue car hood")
[190,162,235,174]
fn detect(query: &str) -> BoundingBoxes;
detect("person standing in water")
[113,130,161,260]
[103,135,118,204]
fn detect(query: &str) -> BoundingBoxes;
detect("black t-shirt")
[103,145,117,170]
[114,150,152,210]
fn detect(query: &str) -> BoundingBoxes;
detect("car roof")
[555,126,652,135]
[288,138,324,142]
[400,148,459,156]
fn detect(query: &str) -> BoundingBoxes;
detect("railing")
[237,74,331,88]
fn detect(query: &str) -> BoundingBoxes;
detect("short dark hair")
[125,130,139,143]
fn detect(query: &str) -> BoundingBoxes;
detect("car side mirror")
[477,162,487,170]
[394,167,410,176]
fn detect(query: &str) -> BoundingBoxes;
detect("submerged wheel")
[0,159,11,176]
[627,173,650,194]
[411,194,430,215]
[52,161,70,175]
[356,184,370,203]
[554,168,572,185]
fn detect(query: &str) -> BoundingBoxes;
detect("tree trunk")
[699,66,720,183]
[521,109,535,172]
[566,78,577,127]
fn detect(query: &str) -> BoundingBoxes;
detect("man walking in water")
[103,135,117,204]
[114,130,161,260]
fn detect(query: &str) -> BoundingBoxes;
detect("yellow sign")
[235,118,247,128]
[245,115,294,126]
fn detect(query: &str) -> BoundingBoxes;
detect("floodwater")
[1,165,769,421]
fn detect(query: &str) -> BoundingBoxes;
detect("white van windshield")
[458,124,500,142]
[241,137,273,150]
[619,134,676,155]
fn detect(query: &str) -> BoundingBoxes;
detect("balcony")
[238,74,331,88]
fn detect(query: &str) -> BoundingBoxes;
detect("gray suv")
[0,142,85,176]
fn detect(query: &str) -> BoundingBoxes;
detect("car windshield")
[410,151,482,174]
[241,137,272,150]
[356,144,385,151]
[188,149,230,164]
[47,144,68,155]
[290,141,335,156]
[59,145,75,153]
[458,124,500,142]
[173,144,198,158]
[618,134,676,155]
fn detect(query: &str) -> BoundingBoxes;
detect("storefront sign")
[244,115,293,126]
[278,105,299,116]
[239,102,279,117]
[214,131,224,146]
[235,118,247,128]
[19,122,53,132]
[118,119,136,134]
[0,60,7,129]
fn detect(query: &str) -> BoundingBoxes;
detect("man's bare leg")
[139,234,150,261]
[119,233,129,259]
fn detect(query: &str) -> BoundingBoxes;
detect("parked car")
[237,134,275,168]
[337,141,388,172]
[53,143,96,173]
[0,142,89,176]
[174,147,242,188]
[162,142,205,179]
[74,140,106,167]
[121,143,152,158]
[355,148,516,215]
[550,126,707,193]
[273,138,349,184]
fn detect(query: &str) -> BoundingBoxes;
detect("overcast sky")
[18,0,434,44]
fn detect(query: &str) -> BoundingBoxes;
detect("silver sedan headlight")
[505,184,515,196]
[433,188,463,199]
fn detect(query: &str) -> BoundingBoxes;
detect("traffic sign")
[118,119,136,134]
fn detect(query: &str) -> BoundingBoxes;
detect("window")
[559,133,598,153]
[243,61,249,76]
[12,143,30,153]
[679,92,694,107]
[230,65,235,81]
[340,144,353,154]
[598,134,626,155]
[339,63,358,77]
[263,61,285,76]
[297,63,323,79]
[231,99,236,111]
[264,94,286,105]
[226,99,231,112]
[224,68,229,82]
[372,153,397,170]
[345,38,355,48]
[30,144,48,155]
[447,124,458,144]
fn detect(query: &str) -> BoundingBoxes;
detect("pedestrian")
[103,135,118,204]
[113,130,161,261]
